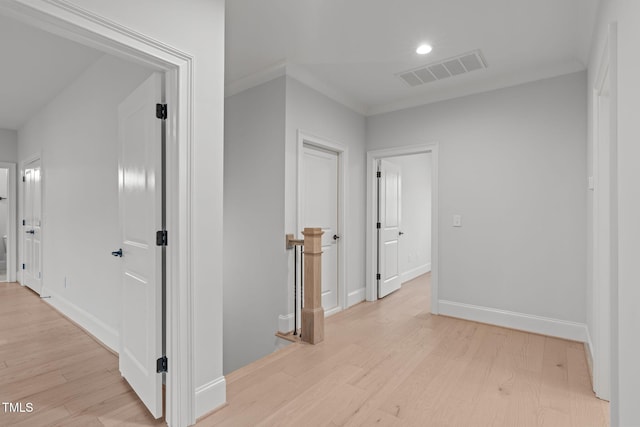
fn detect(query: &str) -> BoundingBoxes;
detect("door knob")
[333,234,340,240]
[25,230,35,234]
[111,248,123,257]
[398,231,405,236]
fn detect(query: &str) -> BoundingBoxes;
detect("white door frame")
[591,23,617,402]
[0,161,17,283]
[297,130,347,314]
[0,2,196,425]
[366,144,439,314]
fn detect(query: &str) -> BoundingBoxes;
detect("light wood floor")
[1,276,609,427]
[0,281,164,427]
[201,274,609,427]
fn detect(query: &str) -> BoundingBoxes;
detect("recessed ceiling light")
[416,44,433,55]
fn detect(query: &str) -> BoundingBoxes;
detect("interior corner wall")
[367,71,588,325]
[17,54,152,350]
[589,1,640,425]
[385,154,432,282]
[0,129,18,162]
[223,76,287,374]
[285,76,367,309]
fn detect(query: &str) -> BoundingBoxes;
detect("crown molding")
[225,61,367,116]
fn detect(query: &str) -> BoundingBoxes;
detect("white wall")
[367,72,588,327]
[0,129,17,162]
[285,76,367,307]
[223,76,287,374]
[589,1,640,425]
[18,54,152,349]
[386,154,432,283]
[31,0,228,417]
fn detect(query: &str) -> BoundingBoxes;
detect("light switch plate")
[453,214,462,227]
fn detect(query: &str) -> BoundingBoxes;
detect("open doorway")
[366,145,439,314]
[377,153,433,299]
[0,162,16,282]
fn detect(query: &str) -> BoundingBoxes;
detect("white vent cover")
[397,50,487,87]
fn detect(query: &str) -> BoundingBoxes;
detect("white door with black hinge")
[116,72,163,418]
[378,159,402,298]
[301,144,340,313]
[23,158,42,294]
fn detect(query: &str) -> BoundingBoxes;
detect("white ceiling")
[0,14,103,130]
[225,0,600,115]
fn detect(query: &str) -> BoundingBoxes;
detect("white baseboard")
[585,327,594,382]
[400,263,431,284]
[43,288,119,352]
[347,287,366,307]
[438,300,589,342]
[278,313,294,333]
[195,376,226,419]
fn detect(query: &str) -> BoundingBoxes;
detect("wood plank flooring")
[0,275,609,427]
[201,274,609,427]
[0,282,164,427]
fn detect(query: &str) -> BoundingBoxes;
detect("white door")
[301,145,340,313]
[23,159,42,294]
[117,73,163,418]
[378,159,402,298]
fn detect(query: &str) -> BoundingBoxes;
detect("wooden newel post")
[301,227,324,344]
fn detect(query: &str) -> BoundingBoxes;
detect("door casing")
[0,161,17,283]
[366,144,439,313]
[0,3,196,426]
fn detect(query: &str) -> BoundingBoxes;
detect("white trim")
[297,131,348,315]
[225,62,367,115]
[366,144,439,315]
[195,376,226,419]
[400,263,431,284]
[324,306,342,318]
[1,2,197,425]
[590,23,617,403]
[0,162,17,283]
[20,154,43,294]
[278,313,294,333]
[347,287,366,307]
[44,288,119,352]
[439,300,589,343]
[225,61,287,98]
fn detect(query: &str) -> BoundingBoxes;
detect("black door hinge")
[156,103,167,120]
[156,230,168,246]
[22,176,25,182]
[156,356,168,373]
[22,264,25,270]
[376,273,381,280]
[376,222,381,229]
[376,171,382,178]
[22,219,26,226]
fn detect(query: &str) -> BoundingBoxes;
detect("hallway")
[202,274,609,426]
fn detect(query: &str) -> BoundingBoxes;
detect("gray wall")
[367,71,588,323]
[0,129,17,162]
[223,76,287,374]
[285,76,367,302]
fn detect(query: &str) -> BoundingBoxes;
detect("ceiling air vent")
[397,50,487,88]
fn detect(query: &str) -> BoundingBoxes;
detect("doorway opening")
[0,3,196,425]
[0,161,16,283]
[366,145,439,314]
